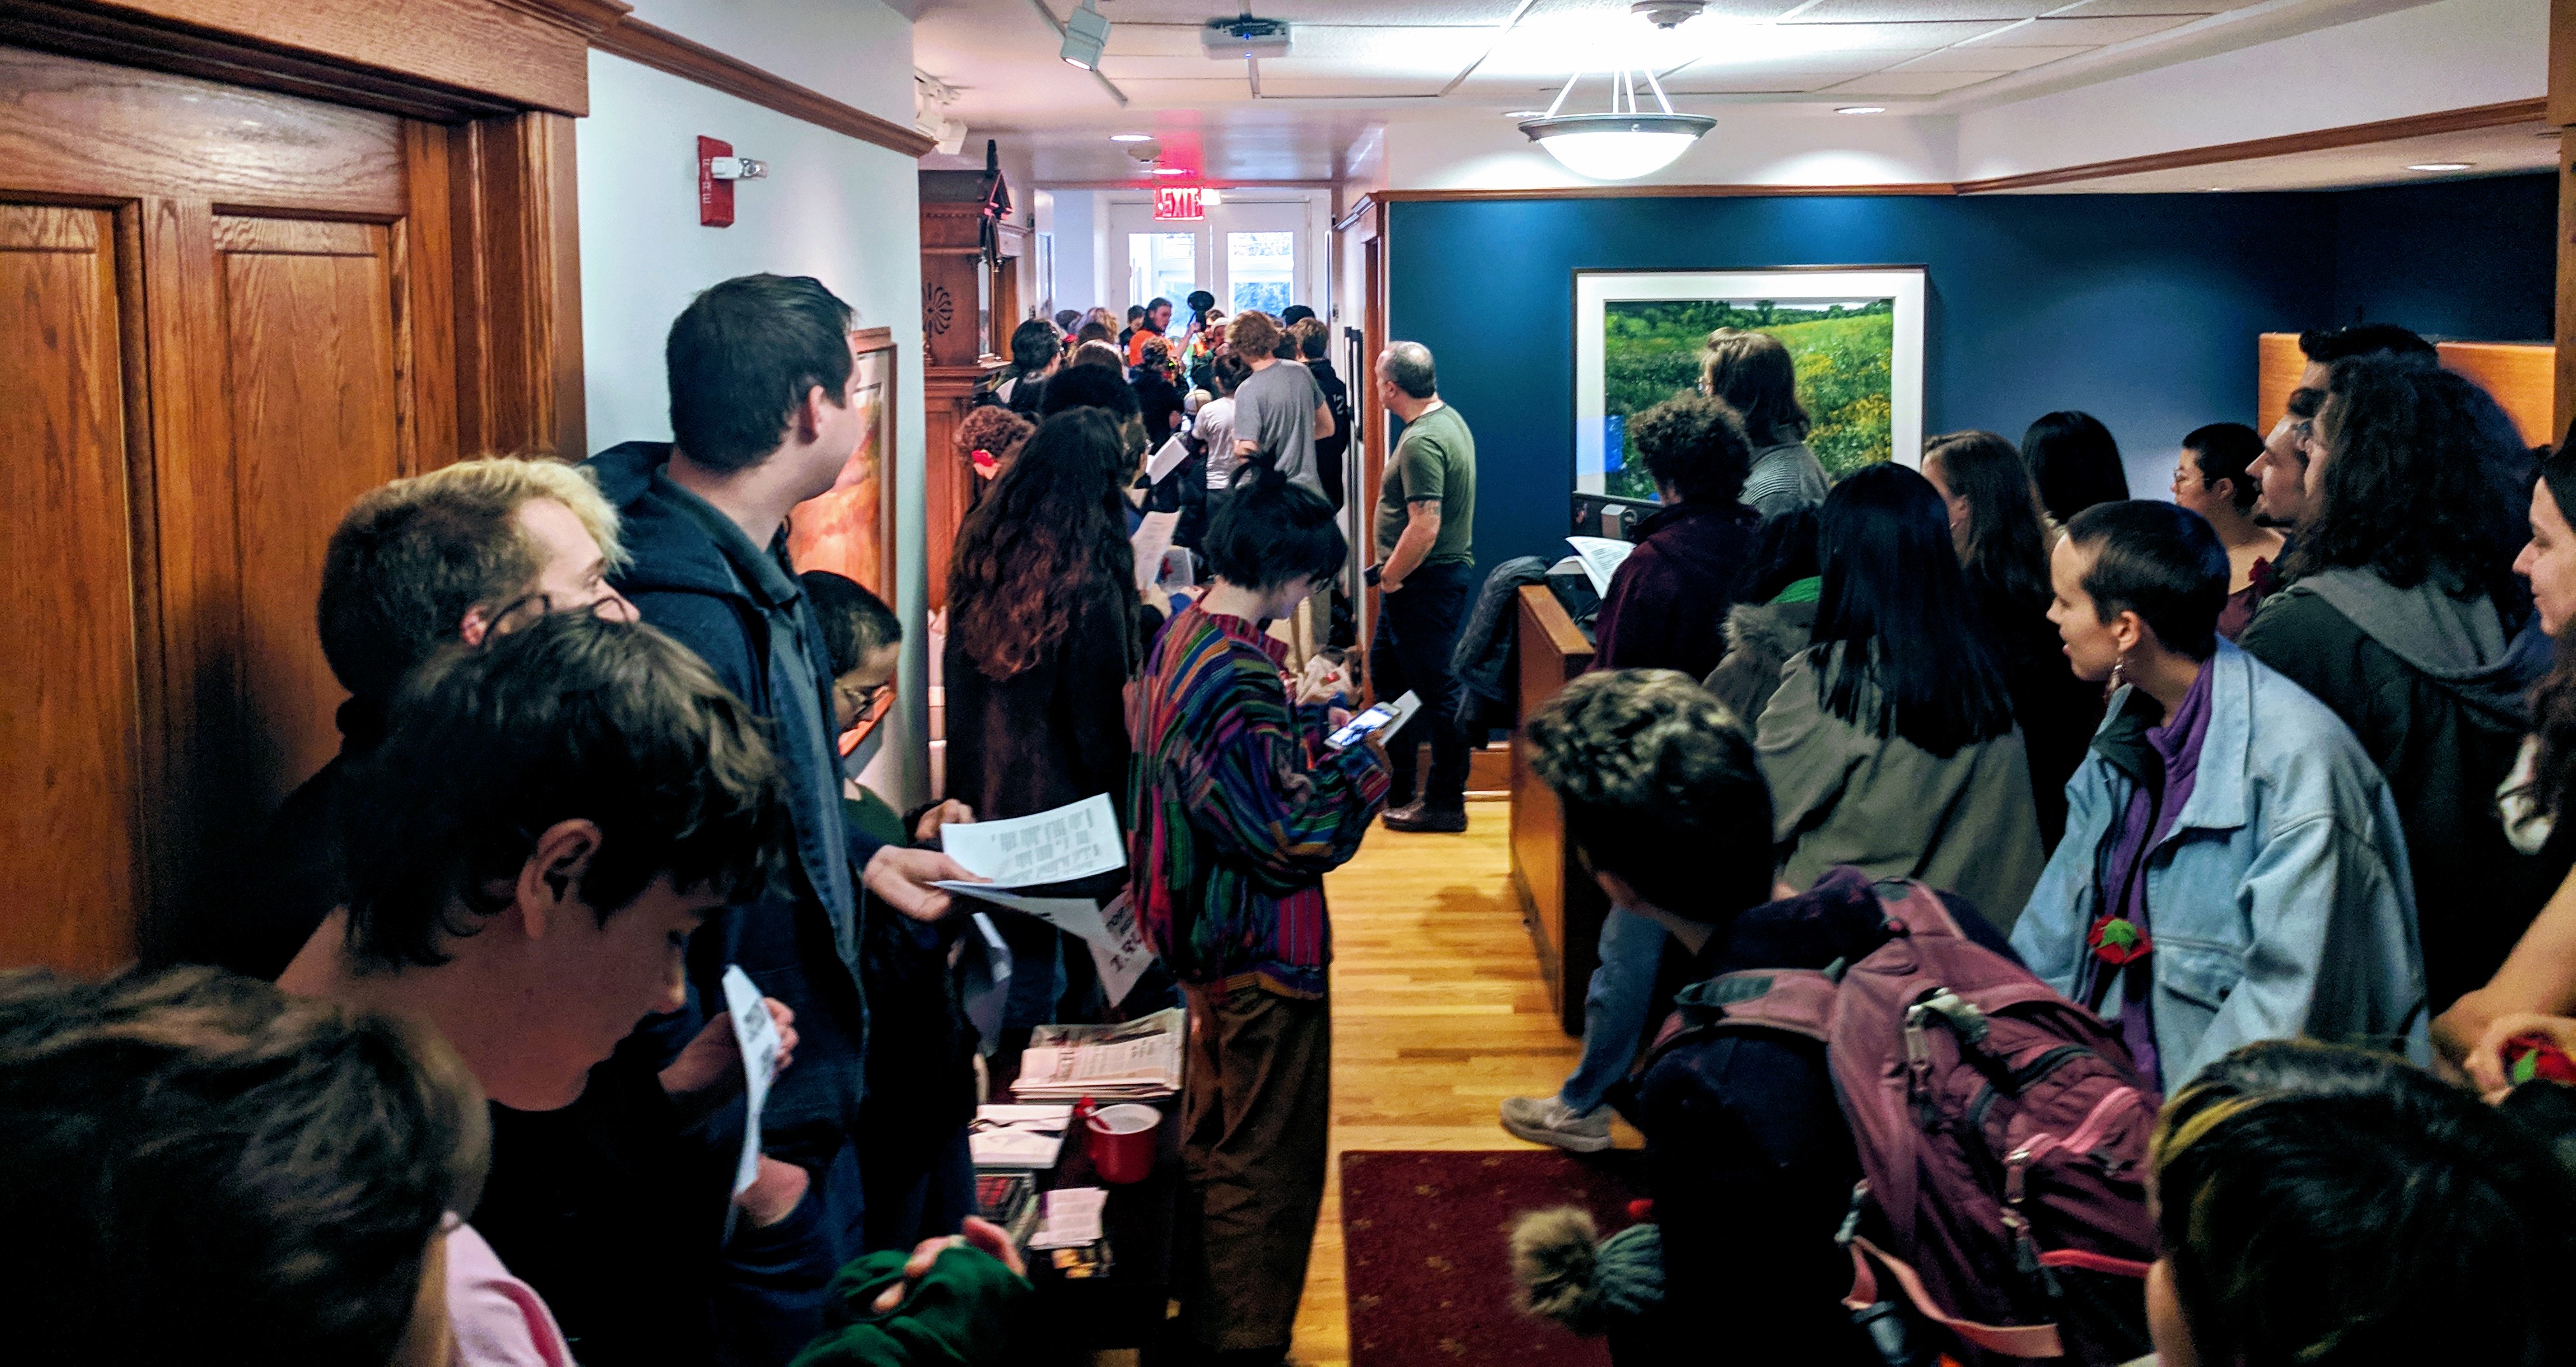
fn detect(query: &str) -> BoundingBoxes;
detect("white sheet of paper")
[1028,1186,1108,1249]
[1132,510,1181,593]
[1565,536,1637,598]
[935,793,1126,888]
[1087,891,1155,1009]
[1145,433,1191,484]
[721,965,780,1198]
[936,885,1112,942]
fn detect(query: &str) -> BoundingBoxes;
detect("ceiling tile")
[1114,77,1258,105]
[1790,0,2049,18]
[1278,24,1495,61]
[1098,54,1257,78]
[1768,19,2024,48]
[1520,0,1807,19]
[2042,0,2230,15]
[1660,71,1870,92]
[1889,43,2092,71]
[1102,24,1208,57]
[1256,75,1455,96]
[1098,0,1525,25]
[1821,69,2010,94]
[1964,13,2198,44]
[1663,49,1896,77]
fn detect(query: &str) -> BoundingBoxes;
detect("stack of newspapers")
[1011,1008,1186,1102]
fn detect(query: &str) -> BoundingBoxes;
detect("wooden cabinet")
[0,12,594,974]
[1507,585,1604,1036]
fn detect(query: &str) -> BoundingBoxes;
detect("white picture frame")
[1574,267,1929,497]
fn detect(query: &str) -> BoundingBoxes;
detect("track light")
[1062,0,1109,69]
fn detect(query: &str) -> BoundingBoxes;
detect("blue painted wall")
[2330,173,2556,342]
[1386,174,2554,578]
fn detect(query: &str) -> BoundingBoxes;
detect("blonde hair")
[318,456,627,699]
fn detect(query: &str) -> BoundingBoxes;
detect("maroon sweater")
[1591,499,1762,680]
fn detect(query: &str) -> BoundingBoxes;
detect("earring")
[2110,652,2129,690]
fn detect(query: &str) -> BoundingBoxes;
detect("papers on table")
[1565,536,1638,598]
[1028,1186,1107,1250]
[970,1104,1074,1170]
[1012,1007,1186,1102]
[936,793,1125,889]
[1131,509,1180,593]
[720,965,781,1199]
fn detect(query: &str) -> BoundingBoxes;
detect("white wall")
[1956,0,2547,181]
[577,41,934,807]
[1047,189,1104,314]
[626,0,914,125]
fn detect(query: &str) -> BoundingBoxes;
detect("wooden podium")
[1507,585,1606,1036]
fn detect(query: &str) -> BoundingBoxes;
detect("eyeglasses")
[835,678,893,728]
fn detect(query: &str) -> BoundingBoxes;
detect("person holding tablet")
[1127,464,1391,1367]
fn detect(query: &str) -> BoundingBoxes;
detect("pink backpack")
[1644,870,2159,1365]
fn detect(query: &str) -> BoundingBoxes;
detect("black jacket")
[1611,878,2020,1366]
[1592,500,1760,682]
[176,696,386,981]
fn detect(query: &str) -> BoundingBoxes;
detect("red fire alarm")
[699,135,734,228]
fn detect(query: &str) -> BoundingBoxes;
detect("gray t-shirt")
[1231,360,1326,495]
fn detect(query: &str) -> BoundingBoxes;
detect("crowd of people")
[13,280,2576,1367]
[1498,320,2576,1366]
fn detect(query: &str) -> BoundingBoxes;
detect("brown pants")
[1180,981,1332,1354]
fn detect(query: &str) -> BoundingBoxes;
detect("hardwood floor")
[1288,797,1642,1367]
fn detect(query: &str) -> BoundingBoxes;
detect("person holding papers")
[1497,392,1761,1154]
[948,409,1149,1028]
[1127,466,1392,1367]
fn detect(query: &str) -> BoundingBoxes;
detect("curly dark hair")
[2288,356,2527,606]
[948,408,1142,680]
[1626,392,1753,505]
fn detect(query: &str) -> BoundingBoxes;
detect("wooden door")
[0,45,447,972]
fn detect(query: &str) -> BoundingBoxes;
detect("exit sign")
[1154,186,1204,221]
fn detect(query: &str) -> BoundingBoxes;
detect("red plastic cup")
[1083,1103,1159,1185]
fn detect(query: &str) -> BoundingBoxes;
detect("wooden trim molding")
[593,16,937,157]
[0,0,624,116]
[1369,182,1959,203]
[1357,101,2549,206]
[1954,98,2549,193]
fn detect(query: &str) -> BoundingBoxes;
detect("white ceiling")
[907,0,2482,185]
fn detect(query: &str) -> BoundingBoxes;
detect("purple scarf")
[2089,663,2215,1088]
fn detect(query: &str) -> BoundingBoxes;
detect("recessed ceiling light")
[2406,162,2474,172]
[1503,109,1548,118]
[1152,166,1192,176]
[2204,186,2229,192]
[1110,133,1153,143]
[1835,105,1886,115]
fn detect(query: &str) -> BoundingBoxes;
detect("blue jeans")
[1558,907,1667,1113]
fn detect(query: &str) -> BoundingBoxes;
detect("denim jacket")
[2011,641,2428,1088]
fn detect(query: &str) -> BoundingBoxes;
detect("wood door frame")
[4,1,598,457]
[1336,193,1388,682]
[3,2,606,965]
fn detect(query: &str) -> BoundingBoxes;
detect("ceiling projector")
[1203,15,1291,59]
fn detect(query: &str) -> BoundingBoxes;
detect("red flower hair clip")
[2087,914,2152,967]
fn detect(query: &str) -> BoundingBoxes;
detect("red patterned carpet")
[1338,1149,1649,1367]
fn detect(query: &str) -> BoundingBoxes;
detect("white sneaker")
[1499,1095,1613,1153]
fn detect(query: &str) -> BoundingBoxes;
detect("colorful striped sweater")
[1127,606,1392,998]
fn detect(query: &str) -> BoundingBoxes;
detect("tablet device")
[1326,691,1419,751]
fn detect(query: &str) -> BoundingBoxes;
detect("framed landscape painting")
[1574,267,1926,503]
[787,326,899,746]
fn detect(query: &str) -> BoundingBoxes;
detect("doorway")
[1108,194,1321,319]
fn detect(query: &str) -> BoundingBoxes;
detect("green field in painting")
[1602,298,1894,501]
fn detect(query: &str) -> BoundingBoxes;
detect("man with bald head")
[1369,341,1479,833]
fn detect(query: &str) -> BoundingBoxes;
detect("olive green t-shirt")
[1374,402,1476,566]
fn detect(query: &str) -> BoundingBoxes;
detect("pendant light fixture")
[1516,2,1714,182]
[1518,67,1714,181]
